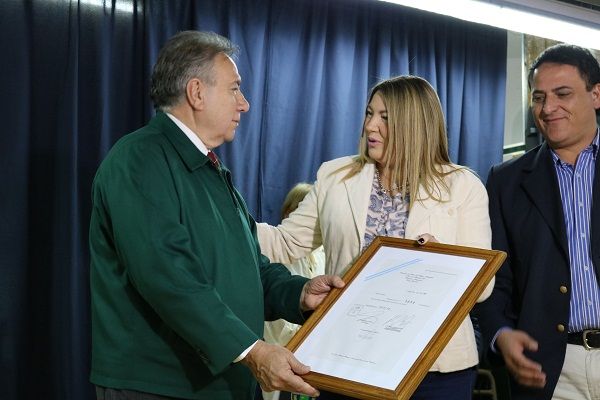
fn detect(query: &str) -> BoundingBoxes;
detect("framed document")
[287,236,505,400]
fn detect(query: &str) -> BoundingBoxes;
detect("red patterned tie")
[207,150,220,169]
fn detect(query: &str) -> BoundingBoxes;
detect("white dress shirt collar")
[165,113,209,156]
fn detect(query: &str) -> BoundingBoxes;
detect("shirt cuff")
[233,340,258,363]
[490,327,512,353]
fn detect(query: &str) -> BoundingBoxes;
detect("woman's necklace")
[375,167,398,196]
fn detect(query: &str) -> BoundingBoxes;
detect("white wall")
[503,31,527,161]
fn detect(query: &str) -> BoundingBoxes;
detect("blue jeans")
[316,367,477,400]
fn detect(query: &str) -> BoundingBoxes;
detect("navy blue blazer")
[474,141,600,400]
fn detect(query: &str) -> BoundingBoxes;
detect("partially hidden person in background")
[89,30,343,400]
[474,44,600,400]
[257,75,494,400]
[262,183,326,400]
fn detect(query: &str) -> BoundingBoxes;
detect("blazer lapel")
[344,163,374,248]
[521,143,569,262]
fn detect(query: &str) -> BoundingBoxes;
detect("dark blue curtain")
[0,0,506,399]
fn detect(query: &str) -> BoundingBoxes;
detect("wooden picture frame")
[287,236,505,400]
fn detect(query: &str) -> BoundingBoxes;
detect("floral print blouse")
[362,173,410,251]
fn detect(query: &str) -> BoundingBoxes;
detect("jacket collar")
[149,112,214,172]
[521,142,569,260]
[344,162,373,248]
[344,162,443,243]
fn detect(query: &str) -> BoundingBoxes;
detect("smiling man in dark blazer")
[89,31,343,400]
[475,44,600,399]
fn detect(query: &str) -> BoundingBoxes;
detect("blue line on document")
[364,258,423,281]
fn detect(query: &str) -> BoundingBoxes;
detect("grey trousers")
[95,386,183,400]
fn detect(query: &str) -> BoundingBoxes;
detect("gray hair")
[150,31,238,110]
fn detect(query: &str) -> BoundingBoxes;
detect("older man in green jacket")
[89,31,343,400]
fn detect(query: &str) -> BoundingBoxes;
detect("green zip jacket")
[89,112,308,399]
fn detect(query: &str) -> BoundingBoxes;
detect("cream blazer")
[258,156,494,372]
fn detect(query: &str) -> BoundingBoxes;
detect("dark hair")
[528,44,600,91]
[150,31,238,110]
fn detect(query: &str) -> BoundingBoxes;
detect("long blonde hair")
[342,75,456,207]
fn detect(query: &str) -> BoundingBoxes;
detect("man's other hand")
[496,329,546,388]
[241,341,319,397]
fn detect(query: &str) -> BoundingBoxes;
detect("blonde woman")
[258,76,493,399]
